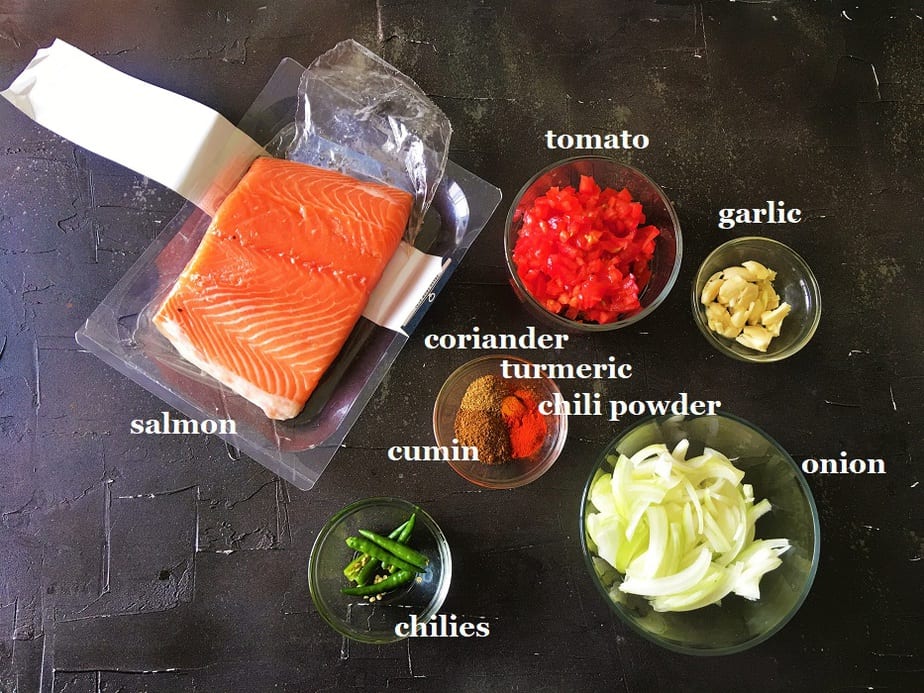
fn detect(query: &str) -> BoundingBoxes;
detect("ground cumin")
[454,374,547,465]
[454,409,510,465]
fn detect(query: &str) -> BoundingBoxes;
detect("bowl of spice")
[433,355,568,489]
[504,156,682,332]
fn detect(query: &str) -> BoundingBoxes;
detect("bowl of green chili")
[308,497,452,643]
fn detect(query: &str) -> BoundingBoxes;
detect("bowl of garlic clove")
[692,237,821,362]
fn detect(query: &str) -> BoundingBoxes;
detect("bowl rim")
[578,412,821,656]
[433,354,568,489]
[691,236,822,363]
[504,155,683,332]
[308,496,452,644]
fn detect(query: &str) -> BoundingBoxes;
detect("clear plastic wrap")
[277,39,451,240]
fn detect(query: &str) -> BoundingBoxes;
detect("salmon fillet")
[152,157,413,420]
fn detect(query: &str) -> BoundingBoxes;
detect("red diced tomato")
[511,177,660,324]
[578,175,600,197]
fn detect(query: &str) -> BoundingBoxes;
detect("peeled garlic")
[761,304,791,327]
[736,325,774,352]
[742,261,775,281]
[700,261,791,352]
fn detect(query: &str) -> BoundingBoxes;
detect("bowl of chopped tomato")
[505,157,682,331]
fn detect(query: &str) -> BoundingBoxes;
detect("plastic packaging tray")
[76,58,502,490]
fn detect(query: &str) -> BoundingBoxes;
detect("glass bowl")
[692,237,821,362]
[308,497,451,643]
[504,156,682,332]
[433,355,568,489]
[580,413,820,655]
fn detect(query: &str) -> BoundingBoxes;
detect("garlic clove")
[718,275,748,304]
[735,325,773,352]
[701,276,724,304]
[721,266,756,282]
[761,302,791,327]
[741,260,772,281]
[730,304,750,329]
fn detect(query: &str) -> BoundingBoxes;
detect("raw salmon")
[152,157,413,420]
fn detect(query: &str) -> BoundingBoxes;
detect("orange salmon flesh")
[153,157,413,420]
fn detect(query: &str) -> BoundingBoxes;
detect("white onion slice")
[586,442,791,612]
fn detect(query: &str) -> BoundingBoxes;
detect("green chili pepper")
[358,529,429,570]
[395,512,416,543]
[385,512,418,575]
[353,517,412,586]
[345,536,420,573]
[343,552,369,582]
[341,570,415,596]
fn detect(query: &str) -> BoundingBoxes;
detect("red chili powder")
[501,389,547,459]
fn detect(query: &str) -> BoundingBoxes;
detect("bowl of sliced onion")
[580,413,819,655]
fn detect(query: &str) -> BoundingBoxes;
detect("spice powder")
[454,374,547,465]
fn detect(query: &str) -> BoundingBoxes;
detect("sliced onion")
[586,442,791,612]
[620,545,712,597]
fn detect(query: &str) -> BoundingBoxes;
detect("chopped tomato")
[512,176,660,324]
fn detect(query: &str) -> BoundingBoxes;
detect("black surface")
[1,2,922,692]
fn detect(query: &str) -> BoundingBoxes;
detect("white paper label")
[2,39,444,333]
[1,39,266,216]
[365,243,448,334]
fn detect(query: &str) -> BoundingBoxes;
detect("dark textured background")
[1,2,922,691]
